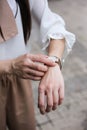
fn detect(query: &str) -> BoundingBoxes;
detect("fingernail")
[53,62,56,65]
[58,100,63,105]
[40,110,45,115]
[41,111,45,115]
[52,106,57,110]
[46,107,52,112]
[51,61,56,65]
[49,59,55,64]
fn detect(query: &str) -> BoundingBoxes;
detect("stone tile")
[36,114,48,124]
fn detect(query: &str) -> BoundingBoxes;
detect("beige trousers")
[0,74,36,130]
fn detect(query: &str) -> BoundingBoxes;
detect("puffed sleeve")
[31,0,76,61]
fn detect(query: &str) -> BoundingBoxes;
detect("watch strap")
[48,56,62,70]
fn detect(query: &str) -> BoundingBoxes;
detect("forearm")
[38,39,65,114]
[48,39,65,59]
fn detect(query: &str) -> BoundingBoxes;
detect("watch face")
[48,56,58,62]
[48,56,62,69]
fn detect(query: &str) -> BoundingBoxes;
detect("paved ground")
[27,0,87,130]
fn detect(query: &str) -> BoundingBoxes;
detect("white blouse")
[0,0,75,60]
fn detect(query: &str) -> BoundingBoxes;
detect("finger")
[59,86,64,105]
[52,89,59,110]
[28,54,56,67]
[29,61,48,72]
[24,68,45,77]
[38,87,45,115]
[22,74,42,81]
[46,89,53,113]
[28,54,48,59]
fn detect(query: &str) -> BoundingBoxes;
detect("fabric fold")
[40,1,76,60]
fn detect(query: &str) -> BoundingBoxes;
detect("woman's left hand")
[38,64,64,115]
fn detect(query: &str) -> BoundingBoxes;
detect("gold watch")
[48,56,62,70]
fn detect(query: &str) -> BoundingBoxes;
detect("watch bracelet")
[51,56,62,70]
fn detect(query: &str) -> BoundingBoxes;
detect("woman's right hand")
[10,54,56,80]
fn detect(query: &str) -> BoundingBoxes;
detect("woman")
[0,0,75,130]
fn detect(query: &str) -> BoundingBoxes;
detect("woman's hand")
[38,64,64,114]
[11,54,56,80]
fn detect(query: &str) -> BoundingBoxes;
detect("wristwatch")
[48,56,62,70]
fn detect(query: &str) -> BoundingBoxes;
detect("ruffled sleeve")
[31,0,76,61]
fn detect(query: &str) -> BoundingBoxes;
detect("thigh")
[0,75,9,130]
[6,76,36,130]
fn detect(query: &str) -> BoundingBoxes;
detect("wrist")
[0,59,14,75]
[48,56,62,70]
